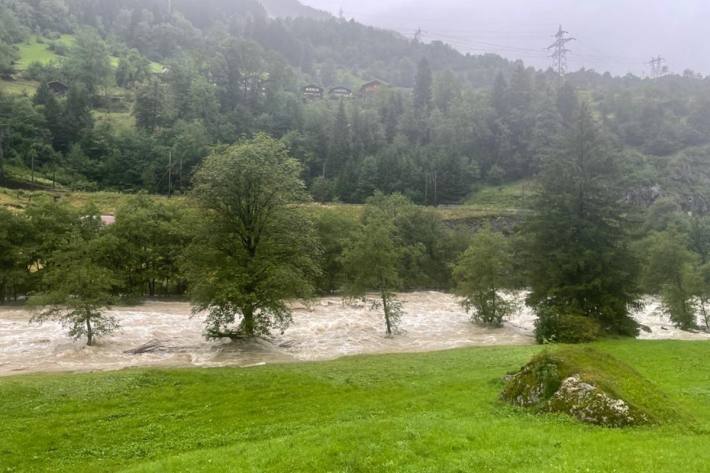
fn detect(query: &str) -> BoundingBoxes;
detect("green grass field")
[0,185,523,223]
[1,340,708,472]
[0,78,39,95]
[466,180,537,211]
[15,34,74,71]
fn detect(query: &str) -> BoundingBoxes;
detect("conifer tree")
[414,58,433,115]
[526,103,641,340]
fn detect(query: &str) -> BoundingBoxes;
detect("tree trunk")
[381,291,392,336]
[241,306,256,337]
[86,318,94,346]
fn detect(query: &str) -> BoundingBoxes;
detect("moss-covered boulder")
[501,347,676,427]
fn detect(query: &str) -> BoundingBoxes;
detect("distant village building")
[328,86,352,99]
[359,80,386,97]
[303,84,324,100]
[48,81,69,96]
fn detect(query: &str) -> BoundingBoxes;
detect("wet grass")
[0,187,520,222]
[465,179,537,211]
[0,78,39,96]
[0,340,708,472]
[15,34,74,71]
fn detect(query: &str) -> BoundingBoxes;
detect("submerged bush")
[534,307,601,344]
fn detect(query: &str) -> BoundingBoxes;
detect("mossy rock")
[501,347,679,427]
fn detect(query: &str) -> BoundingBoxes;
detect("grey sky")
[301,0,710,76]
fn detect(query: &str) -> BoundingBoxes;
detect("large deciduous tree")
[525,104,642,341]
[185,134,320,339]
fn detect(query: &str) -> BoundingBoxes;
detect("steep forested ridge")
[1,0,710,211]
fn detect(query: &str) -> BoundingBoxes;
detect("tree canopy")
[184,134,320,338]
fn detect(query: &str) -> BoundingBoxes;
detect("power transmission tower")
[547,25,575,79]
[414,27,424,43]
[647,55,667,79]
[338,6,344,21]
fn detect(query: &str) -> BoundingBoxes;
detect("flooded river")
[0,292,708,376]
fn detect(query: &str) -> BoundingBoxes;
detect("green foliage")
[2,0,710,209]
[0,39,18,76]
[534,308,602,344]
[414,58,433,115]
[641,230,701,330]
[184,134,320,338]
[62,28,112,95]
[28,209,119,346]
[104,195,191,296]
[453,226,515,327]
[526,104,641,340]
[0,207,32,301]
[313,208,359,294]
[340,194,408,335]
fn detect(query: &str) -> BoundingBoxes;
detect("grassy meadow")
[0,340,708,472]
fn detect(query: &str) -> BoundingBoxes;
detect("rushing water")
[0,292,708,376]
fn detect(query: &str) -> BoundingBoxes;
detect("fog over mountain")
[301,0,710,76]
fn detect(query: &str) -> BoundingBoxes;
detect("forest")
[1,0,710,209]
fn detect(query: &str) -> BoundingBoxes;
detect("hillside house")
[48,81,69,96]
[359,80,386,97]
[303,84,324,100]
[328,86,352,99]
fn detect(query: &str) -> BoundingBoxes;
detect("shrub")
[534,306,601,344]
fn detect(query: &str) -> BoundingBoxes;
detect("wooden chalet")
[328,86,352,99]
[48,80,69,96]
[302,84,324,100]
[359,80,386,97]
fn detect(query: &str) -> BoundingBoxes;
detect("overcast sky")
[300,0,710,76]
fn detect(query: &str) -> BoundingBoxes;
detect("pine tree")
[134,77,165,132]
[414,58,432,115]
[326,100,350,178]
[526,103,641,340]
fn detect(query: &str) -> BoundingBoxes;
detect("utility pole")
[0,126,4,181]
[648,55,667,79]
[168,150,172,198]
[548,25,575,80]
[178,156,183,190]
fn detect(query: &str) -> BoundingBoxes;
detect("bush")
[534,306,601,344]
[310,177,338,203]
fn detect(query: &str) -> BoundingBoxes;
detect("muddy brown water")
[0,292,707,376]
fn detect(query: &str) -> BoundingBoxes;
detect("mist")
[302,0,710,76]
